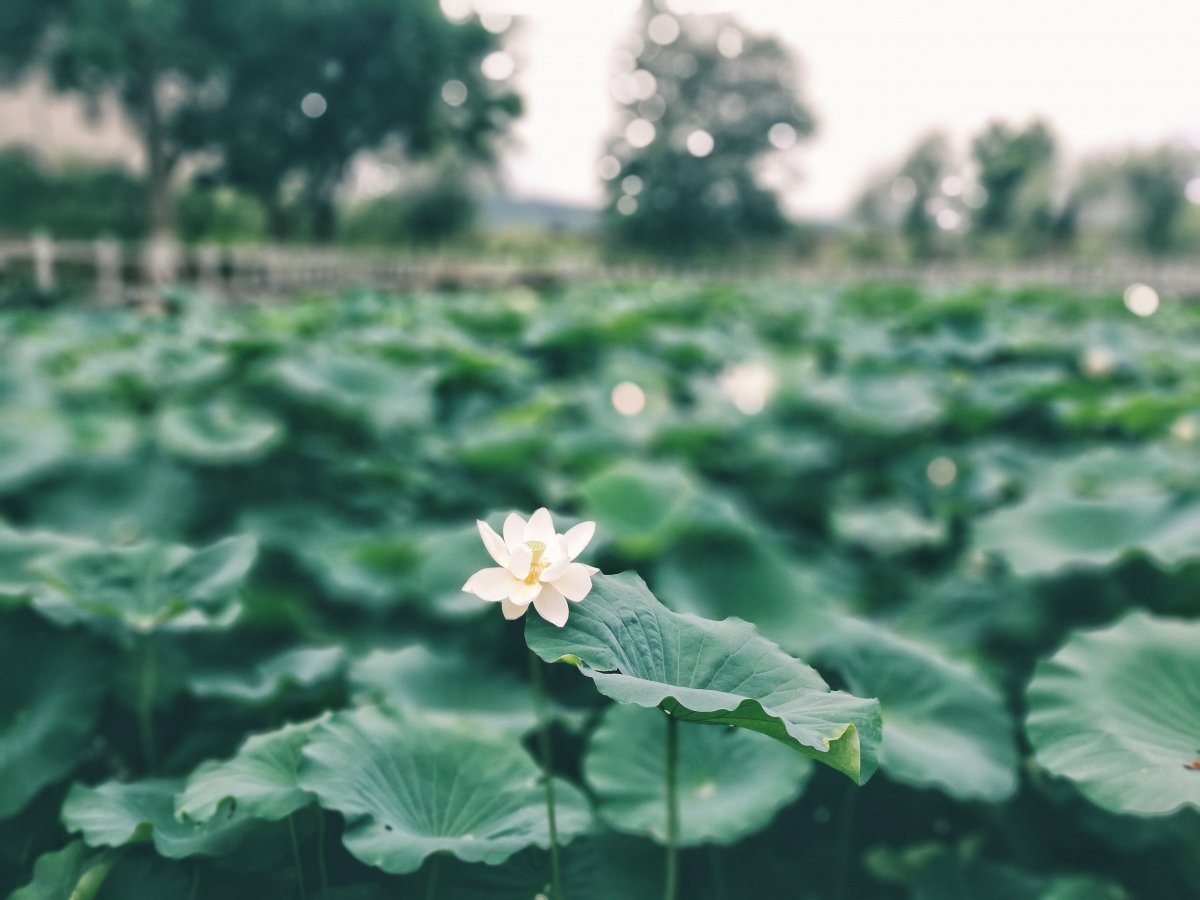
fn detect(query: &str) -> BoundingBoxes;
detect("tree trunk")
[141,64,174,239]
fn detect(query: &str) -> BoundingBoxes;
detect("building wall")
[0,74,141,169]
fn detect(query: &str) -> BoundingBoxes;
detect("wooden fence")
[3,237,1200,301]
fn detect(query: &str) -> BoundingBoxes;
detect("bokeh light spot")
[686,130,714,158]
[768,122,796,150]
[300,92,327,118]
[1123,283,1159,317]
[648,14,680,45]
[927,457,958,487]
[441,80,468,107]
[625,118,657,148]
[717,27,744,58]
[481,51,515,81]
[598,156,621,180]
[611,381,646,415]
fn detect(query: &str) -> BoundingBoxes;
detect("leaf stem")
[664,711,679,900]
[833,781,857,900]
[424,855,441,900]
[137,634,158,772]
[316,809,330,896]
[287,813,308,900]
[529,650,564,900]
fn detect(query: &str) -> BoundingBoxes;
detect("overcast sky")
[473,0,1200,217]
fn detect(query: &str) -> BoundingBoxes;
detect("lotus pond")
[1,281,1198,899]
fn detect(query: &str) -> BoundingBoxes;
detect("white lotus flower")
[462,508,599,627]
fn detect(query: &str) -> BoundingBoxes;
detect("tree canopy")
[602,0,814,252]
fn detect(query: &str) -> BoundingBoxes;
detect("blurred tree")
[339,158,478,247]
[0,147,148,238]
[0,0,222,236]
[1119,147,1194,254]
[177,0,519,240]
[602,0,814,252]
[970,120,1056,235]
[0,0,519,242]
[849,133,959,261]
[969,120,1074,256]
[894,134,957,259]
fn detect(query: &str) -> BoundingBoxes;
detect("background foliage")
[1,280,1198,898]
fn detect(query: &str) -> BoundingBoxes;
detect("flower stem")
[833,781,858,900]
[424,856,441,900]
[316,809,330,896]
[287,813,309,900]
[137,634,158,772]
[529,650,564,900]
[663,712,679,900]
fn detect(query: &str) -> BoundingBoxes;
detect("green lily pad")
[803,372,944,434]
[584,704,812,846]
[296,706,591,874]
[814,622,1018,801]
[33,536,257,633]
[271,352,433,432]
[577,462,697,558]
[975,492,1200,576]
[63,778,255,859]
[177,718,325,823]
[187,646,345,705]
[349,646,539,735]
[0,611,112,818]
[9,841,113,900]
[0,525,90,603]
[434,834,661,900]
[833,502,949,556]
[0,404,73,491]
[1026,611,1200,815]
[525,573,882,785]
[867,839,1130,900]
[156,398,283,464]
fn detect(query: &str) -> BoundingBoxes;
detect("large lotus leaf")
[9,841,113,900]
[585,703,812,846]
[832,501,949,556]
[0,612,111,818]
[244,506,412,610]
[525,573,882,784]
[27,458,199,544]
[187,646,345,704]
[801,372,944,434]
[434,834,660,900]
[156,398,282,464]
[349,646,540,735]
[0,404,73,490]
[651,532,849,656]
[0,526,91,603]
[33,535,257,633]
[270,352,433,431]
[577,461,698,558]
[296,706,591,874]
[1026,611,1200,815]
[813,622,1018,801]
[63,778,255,859]
[974,491,1200,576]
[867,840,1130,900]
[400,522,501,618]
[177,718,325,823]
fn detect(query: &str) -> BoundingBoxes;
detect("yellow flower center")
[523,540,549,585]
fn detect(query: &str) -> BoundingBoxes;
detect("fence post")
[143,234,179,287]
[95,238,122,304]
[197,243,223,297]
[32,233,55,293]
